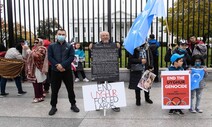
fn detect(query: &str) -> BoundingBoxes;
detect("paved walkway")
[0,80,212,127]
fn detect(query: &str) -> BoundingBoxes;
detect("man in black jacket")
[48,29,80,116]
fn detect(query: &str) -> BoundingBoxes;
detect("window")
[75,37,79,42]
[91,37,94,42]
[83,37,86,41]
[99,27,102,32]
[74,27,78,33]
[91,27,93,33]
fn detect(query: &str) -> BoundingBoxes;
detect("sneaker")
[49,107,57,116]
[112,107,120,112]
[17,91,27,96]
[178,109,184,115]
[169,109,174,115]
[83,78,89,82]
[38,97,44,102]
[196,109,203,113]
[189,109,196,113]
[71,105,80,112]
[75,78,80,82]
[32,98,39,103]
[145,99,153,104]
[1,92,9,96]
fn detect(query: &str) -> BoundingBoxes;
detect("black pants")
[74,70,86,79]
[50,69,76,107]
[135,89,150,100]
[43,65,51,91]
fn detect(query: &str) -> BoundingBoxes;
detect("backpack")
[192,44,207,59]
[149,43,158,55]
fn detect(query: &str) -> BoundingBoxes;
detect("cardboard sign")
[161,71,190,109]
[82,82,126,111]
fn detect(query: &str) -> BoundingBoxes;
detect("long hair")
[15,43,23,54]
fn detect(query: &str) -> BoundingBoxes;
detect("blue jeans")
[191,88,203,110]
[0,76,23,94]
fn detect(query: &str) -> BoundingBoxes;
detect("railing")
[0,0,212,67]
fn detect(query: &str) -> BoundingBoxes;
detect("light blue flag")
[191,68,205,90]
[123,0,166,55]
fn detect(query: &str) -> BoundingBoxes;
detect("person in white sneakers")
[73,42,89,82]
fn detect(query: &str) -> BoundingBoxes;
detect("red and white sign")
[161,71,190,109]
[82,82,126,111]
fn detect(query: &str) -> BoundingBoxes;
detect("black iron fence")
[0,0,212,67]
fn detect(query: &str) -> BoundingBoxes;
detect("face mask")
[195,61,201,66]
[57,35,65,42]
[179,48,186,53]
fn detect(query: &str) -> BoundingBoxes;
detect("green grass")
[83,47,212,68]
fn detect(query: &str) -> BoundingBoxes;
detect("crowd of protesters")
[0,30,208,116]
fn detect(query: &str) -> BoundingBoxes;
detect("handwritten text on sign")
[82,82,126,111]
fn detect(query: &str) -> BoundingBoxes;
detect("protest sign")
[91,44,119,81]
[161,71,190,109]
[137,70,156,92]
[82,82,126,111]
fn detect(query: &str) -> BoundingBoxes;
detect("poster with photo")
[137,70,156,92]
[73,55,79,67]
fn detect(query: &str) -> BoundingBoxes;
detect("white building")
[69,11,167,43]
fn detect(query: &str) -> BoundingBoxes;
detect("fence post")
[108,0,111,39]
[7,0,14,48]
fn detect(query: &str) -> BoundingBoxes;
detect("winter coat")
[164,47,191,70]
[128,47,154,90]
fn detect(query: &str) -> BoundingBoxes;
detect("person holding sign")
[48,29,80,116]
[189,55,208,113]
[167,53,185,115]
[128,42,154,106]
[89,31,121,112]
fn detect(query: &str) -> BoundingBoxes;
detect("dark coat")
[128,47,154,90]
[164,47,191,70]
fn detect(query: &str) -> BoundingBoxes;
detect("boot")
[135,90,141,106]
[144,91,153,104]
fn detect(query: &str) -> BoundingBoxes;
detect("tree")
[165,0,212,39]
[0,19,34,47]
[36,18,62,41]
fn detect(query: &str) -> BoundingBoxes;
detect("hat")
[179,39,188,45]
[170,53,184,63]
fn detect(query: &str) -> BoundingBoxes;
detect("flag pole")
[165,18,173,53]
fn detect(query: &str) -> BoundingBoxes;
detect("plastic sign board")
[82,82,126,111]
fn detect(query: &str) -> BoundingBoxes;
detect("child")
[73,42,89,82]
[168,53,185,115]
[189,55,208,113]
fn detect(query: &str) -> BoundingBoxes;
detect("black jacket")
[48,41,75,71]
[128,48,153,90]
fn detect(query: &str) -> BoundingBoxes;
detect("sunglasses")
[34,41,39,44]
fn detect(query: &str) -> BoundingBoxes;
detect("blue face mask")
[178,48,186,53]
[57,35,66,42]
[195,61,201,66]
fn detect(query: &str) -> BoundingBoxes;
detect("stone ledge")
[82,68,212,82]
